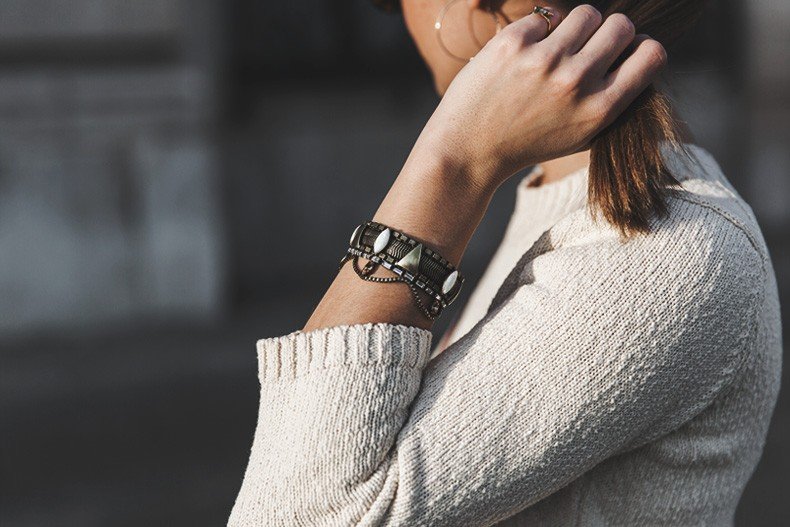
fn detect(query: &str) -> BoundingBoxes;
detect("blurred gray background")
[1,1,788,525]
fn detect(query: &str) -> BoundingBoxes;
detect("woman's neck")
[533,149,591,187]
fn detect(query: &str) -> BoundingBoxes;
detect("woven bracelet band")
[338,221,465,320]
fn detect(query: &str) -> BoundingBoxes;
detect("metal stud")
[396,243,422,274]
[373,228,391,254]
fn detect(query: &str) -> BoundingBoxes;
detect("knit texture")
[439,161,589,355]
[228,144,782,526]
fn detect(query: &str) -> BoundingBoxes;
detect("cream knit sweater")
[228,144,782,526]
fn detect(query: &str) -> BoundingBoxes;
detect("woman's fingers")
[576,13,636,75]
[500,6,564,45]
[545,4,603,54]
[596,35,668,123]
[426,6,668,179]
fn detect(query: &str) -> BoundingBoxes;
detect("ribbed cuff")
[257,323,433,382]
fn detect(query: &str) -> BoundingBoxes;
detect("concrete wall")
[0,0,224,334]
[747,0,790,227]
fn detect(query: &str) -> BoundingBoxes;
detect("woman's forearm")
[303,7,667,332]
[303,139,495,332]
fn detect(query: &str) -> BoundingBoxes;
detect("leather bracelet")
[339,221,465,320]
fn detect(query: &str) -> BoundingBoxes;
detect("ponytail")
[582,0,706,236]
[588,86,684,235]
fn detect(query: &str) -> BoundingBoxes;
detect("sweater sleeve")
[227,208,764,527]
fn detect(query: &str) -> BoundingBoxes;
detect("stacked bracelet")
[339,221,464,320]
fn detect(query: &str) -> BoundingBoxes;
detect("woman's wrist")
[303,145,493,333]
[372,141,496,267]
[413,117,512,197]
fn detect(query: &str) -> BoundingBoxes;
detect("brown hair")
[567,0,705,236]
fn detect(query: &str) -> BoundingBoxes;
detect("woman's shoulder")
[660,143,770,272]
[495,143,772,329]
[526,147,769,311]
[549,144,767,272]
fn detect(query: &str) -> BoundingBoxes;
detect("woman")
[229,1,781,526]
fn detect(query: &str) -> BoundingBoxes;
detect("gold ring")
[533,6,554,35]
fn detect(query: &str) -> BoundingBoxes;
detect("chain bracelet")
[347,255,441,320]
[339,221,465,321]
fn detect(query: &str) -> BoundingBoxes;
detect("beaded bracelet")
[338,221,464,320]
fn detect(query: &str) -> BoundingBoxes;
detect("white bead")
[373,228,391,254]
[442,270,458,294]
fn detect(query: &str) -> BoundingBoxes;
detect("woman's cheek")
[402,0,465,95]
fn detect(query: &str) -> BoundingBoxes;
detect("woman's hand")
[416,4,668,192]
